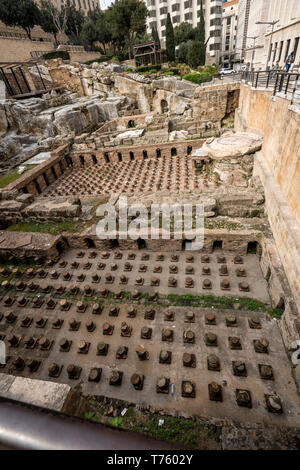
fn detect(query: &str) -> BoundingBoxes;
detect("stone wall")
[0,230,64,259]
[0,37,100,65]
[66,228,263,255]
[4,144,71,196]
[0,38,54,63]
[235,83,300,342]
[193,82,240,121]
[236,84,300,225]
[70,139,204,167]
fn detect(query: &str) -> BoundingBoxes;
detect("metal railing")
[240,70,300,106]
[0,62,48,97]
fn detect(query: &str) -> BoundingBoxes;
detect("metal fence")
[0,62,47,97]
[240,70,300,106]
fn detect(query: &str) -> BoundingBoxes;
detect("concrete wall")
[235,82,300,329]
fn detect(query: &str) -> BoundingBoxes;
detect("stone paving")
[43,155,209,197]
[1,248,299,426]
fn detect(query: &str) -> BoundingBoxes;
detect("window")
[172,3,179,11]
[160,6,167,14]
[210,29,221,37]
[184,0,192,8]
[268,42,273,61]
[285,39,291,59]
[278,40,284,61]
[209,43,221,51]
[161,19,166,26]
[293,37,299,59]
[185,12,192,20]
[210,18,221,26]
[273,42,277,62]
[210,6,222,15]
[226,16,231,25]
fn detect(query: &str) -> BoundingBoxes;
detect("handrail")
[240,70,300,106]
[0,401,180,450]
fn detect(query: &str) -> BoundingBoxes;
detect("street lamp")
[247,36,259,70]
[256,20,279,70]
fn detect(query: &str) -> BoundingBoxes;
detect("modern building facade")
[145,0,223,63]
[48,0,97,14]
[234,0,300,70]
[220,0,239,68]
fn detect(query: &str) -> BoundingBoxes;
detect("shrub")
[162,67,179,75]
[198,65,218,74]
[125,67,134,72]
[182,72,212,84]
[84,55,112,65]
[136,64,161,73]
[43,50,70,61]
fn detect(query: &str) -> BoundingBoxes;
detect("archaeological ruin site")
[0,57,299,450]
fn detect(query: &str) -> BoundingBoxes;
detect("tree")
[196,0,205,43]
[151,25,160,48]
[80,20,98,50]
[177,40,193,64]
[0,0,40,40]
[81,10,112,53]
[165,13,175,62]
[187,40,206,69]
[65,3,85,44]
[107,0,148,59]
[95,11,112,54]
[174,22,193,46]
[39,0,59,46]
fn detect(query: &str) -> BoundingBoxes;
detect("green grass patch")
[0,165,37,189]
[165,293,267,311]
[0,170,22,189]
[7,219,84,235]
[268,308,284,319]
[132,416,200,447]
[81,396,221,449]
[110,417,125,429]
